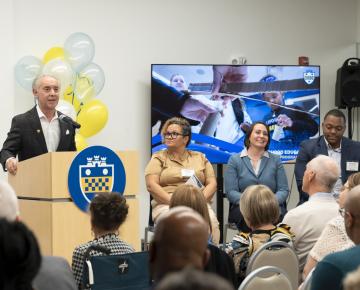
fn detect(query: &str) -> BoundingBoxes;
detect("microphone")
[59,114,81,129]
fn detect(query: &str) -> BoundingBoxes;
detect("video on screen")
[151,64,320,163]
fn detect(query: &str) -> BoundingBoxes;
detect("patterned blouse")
[71,233,134,289]
[309,215,354,262]
[225,224,294,281]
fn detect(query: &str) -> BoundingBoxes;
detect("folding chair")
[82,247,151,290]
[239,266,292,290]
[300,268,314,290]
[246,240,299,290]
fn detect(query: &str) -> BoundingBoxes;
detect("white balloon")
[42,59,76,97]
[56,99,77,121]
[75,62,105,101]
[64,32,95,72]
[14,55,43,91]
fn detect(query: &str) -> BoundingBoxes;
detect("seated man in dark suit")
[295,109,360,204]
[0,74,76,175]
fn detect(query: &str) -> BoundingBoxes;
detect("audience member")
[343,266,360,290]
[225,184,294,282]
[283,155,340,274]
[155,266,235,290]
[170,185,237,287]
[0,180,19,221]
[295,109,360,204]
[310,185,360,290]
[0,218,41,290]
[303,172,360,280]
[71,192,134,289]
[149,206,210,284]
[33,256,77,290]
[224,122,289,231]
[0,180,77,290]
[145,117,220,243]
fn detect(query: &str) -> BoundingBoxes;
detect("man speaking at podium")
[0,75,76,175]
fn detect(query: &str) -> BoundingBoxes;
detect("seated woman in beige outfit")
[302,172,360,281]
[145,117,220,244]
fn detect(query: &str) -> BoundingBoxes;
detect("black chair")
[82,247,151,290]
[142,196,155,251]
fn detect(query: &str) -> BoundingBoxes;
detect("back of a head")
[240,184,279,229]
[155,266,234,290]
[344,185,360,245]
[170,185,212,231]
[150,207,209,281]
[344,265,360,290]
[90,192,128,232]
[307,155,340,191]
[0,181,19,221]
[0,218,41,290]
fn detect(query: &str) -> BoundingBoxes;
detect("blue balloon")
[64,32,95,72]
[14,55,43,91]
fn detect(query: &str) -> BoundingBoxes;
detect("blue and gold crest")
[68,146,126,211]
[79,156,114,202]
[304,70,315,85]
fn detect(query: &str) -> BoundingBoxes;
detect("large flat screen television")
[151,64,320,164]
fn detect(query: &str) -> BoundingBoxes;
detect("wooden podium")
[8,151,140,262]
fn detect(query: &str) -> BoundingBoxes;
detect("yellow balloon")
[63,85,82,113]
[75,133,88,151]
[77,99,108,137]
[43,47,65,63]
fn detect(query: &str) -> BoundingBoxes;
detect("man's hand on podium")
[6,158,18,175]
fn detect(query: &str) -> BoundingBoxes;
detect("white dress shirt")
[324,138,342,198]
[36,105,60,152]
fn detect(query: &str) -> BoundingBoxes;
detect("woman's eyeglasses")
[339,208,346,218]
[164,132,186,139]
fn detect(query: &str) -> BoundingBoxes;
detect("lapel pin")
[66,129,70,135]
[36,129,41,134]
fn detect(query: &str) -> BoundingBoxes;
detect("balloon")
[43,47,65,63]
[75,63,105,101]
[64,32,95,72]
[75,133,88,151]
[56,99,77,121]
[77,99,108,137]
[74,75,96,102]
[63,85,82,113]
[42,58,75,97]
[14,55,43,91]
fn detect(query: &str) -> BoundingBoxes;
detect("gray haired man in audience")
[311,185,360,290]
[282,155,340,274]
[0,180,77,290]
[149,206,210,284]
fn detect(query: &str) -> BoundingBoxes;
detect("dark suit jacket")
[0,106,76,171]
[295,136,360,204]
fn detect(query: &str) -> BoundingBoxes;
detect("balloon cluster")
[14,32,108,151]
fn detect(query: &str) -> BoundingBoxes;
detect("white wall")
[3,0,358,236]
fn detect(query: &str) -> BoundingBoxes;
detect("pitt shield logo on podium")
[68,146,126,211]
